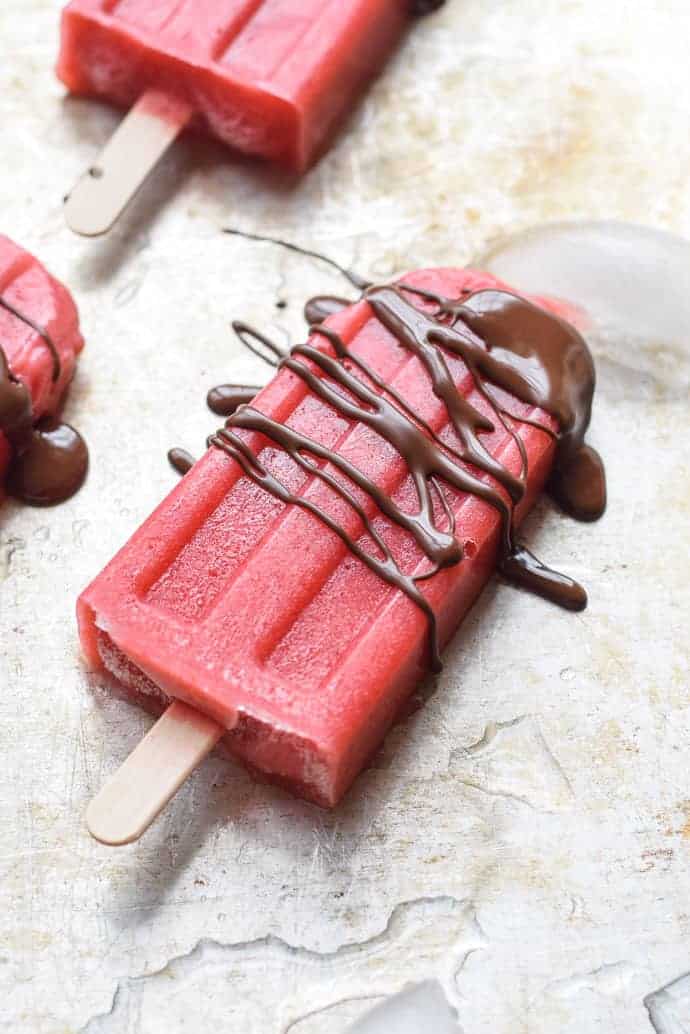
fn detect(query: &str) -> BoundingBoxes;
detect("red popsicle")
[57,1,430,234]
[79,267,605,843]
[0,235,87,505]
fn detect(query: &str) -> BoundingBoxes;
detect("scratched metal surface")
[1,2,689,1032]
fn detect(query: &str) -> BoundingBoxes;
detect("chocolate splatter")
[207,384,260,418]
[167,447,196,476]
[209,283,604,669]
[0,345,88,506]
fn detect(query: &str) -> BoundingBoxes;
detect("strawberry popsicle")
[79,268,605,841]
[0,235,88,505]
[57,1,440,235]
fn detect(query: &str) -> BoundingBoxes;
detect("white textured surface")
[1,2,689,1032]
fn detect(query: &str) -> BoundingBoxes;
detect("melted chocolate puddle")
[7,419,88,506]
[0,301,88,506]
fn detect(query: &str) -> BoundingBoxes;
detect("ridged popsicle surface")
[79,269,561,805]
[57,0,409,168]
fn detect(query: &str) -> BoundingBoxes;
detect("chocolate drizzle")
[167,447,196,476]
[0,296,61,382]
[0,299,88,506]
[208,283,605,668]
[452,289,606,520]
[231,321,287,368]
[222,228,369,291]
[304,295,352,325]
[207,384,261,418]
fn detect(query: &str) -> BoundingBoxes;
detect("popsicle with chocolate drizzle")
[210,281,604,669]
[0,237,87,506]
[83,265,604,844]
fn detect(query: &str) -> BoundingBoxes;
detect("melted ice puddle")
[347,981,461,1034]
[480,221,690,400]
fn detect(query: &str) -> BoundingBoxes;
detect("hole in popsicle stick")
[88,166,104,179]
[464,539,477,558]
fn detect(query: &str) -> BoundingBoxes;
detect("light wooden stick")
[86,700,223,846]
[64,89,192,237]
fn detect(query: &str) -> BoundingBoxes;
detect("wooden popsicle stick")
[64,89,193,237]
[86,700,223,846]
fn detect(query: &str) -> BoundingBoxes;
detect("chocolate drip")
[167,448,196,476]
[445,289,606,521]
[207,384,259,418]
[207,282,603,666]
[231,321,287,368]
[222,229,369,291]
[0,347,33,449]
[304,295,352,325]
[0,296,61,382]
[7,420,88,506]
[548,443,606,522]
[0,345,87,506]
[501,545,587,611]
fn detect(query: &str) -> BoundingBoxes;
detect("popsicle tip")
[85,796,145,846]
[64,186,116,238]
[63,89,191,237]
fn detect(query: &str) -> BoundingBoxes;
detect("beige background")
[1,1,689,1031]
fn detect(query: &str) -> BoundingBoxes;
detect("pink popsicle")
[58,0,410,168]
[57,1,430,234]
[0,236,85,502]
[78,268,586,811]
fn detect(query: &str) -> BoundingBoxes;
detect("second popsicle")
[58,0,444,234]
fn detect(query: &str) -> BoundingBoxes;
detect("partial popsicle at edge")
[0,235,88,506]
[80,267,605,843]
[57,0,435,234]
